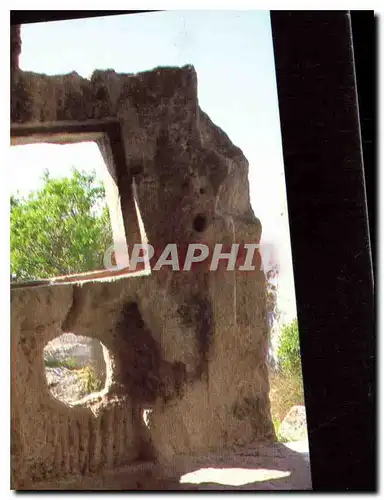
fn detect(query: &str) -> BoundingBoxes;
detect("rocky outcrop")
[11,25,274,489]
[46,367,90,403]
[44,334,106,382]
[11,25,21,76]
[279,405,308,442]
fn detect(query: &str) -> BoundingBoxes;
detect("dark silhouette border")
[271,10,375,491]
[10,9,376,491]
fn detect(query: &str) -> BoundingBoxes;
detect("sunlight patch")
[180,467,291,486]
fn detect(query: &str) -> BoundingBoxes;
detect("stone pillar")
[11,25,21,74]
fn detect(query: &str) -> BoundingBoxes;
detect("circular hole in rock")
[193,214,207,233]
[44,333,108,405]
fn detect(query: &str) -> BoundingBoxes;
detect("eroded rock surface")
[46,367,90,403]
[11,25,275,489]
[44,333,105,367]
[30,441,312,490]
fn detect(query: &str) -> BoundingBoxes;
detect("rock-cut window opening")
[44,333,108,405]
[10,125,132,284]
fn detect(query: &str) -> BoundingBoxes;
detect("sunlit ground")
[180,467,291,487]
[284,439,310,455]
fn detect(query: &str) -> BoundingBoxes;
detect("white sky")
[10,10,296,323]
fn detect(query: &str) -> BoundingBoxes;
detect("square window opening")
[10,121,149,286]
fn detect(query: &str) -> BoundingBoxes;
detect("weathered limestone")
[279,406,308,442]
[11,25,275,489]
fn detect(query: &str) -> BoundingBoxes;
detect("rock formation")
[279,405,308,442]
[44,334,107,403]
[11,25,275,489]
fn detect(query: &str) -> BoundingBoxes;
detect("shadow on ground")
[26,440,311,491]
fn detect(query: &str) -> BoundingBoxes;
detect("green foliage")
[277,429,289,443]
[270,318,305,442]
[44,357,103,394]
[272,418,289,443]
[277,319,302,377]
[78,366,103,393]
[272,417,281,436]
[44,357,78,370]
[270,370,305,418]
[269,370,305,442]
[10,168,113,281]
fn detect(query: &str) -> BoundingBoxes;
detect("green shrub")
[78,366,103,394]
[277,319,302,377]
[270,318,305,442]
[44,359,60,369]
[44,357,78,370]
[273,417,281,436]
[63,358,78,370]
[269,371,305,425]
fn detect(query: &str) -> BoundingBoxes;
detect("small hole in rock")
[142,408,152,429]
[193,214,207,233]
[44,333,108,405]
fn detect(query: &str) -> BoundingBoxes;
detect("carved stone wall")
[11,25,275,489]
